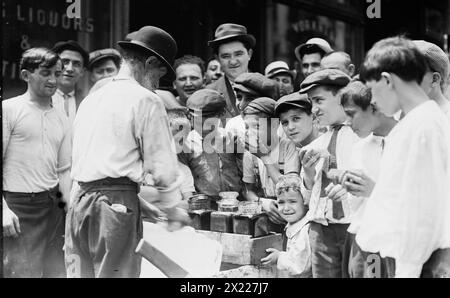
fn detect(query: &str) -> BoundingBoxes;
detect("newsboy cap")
[208,23,256,49]
[88,48,121,70]
[118,26,178,80]
[275,92,312,115]
[186,89,226,117]
[245,97,277,116]
[234,72,279,99]
[299,69,351,93]
[52,40,89,67]
[413,40,450,85]
[294,37,333,62]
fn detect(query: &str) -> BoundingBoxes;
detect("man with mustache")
[3,48,72,277]
[173,55,205,106]
[51,40,89,124]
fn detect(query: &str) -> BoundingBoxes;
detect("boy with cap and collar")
[297,68,359,278]
[413,40,450,119]
[265,61,296,97]
[52,40,89,124]
[356,36,450,278]
[88,48,121,89]
[275,92,320,149]
[206,23,256,119]
[225,72,279,141]
[241,97,299,225]
[295,37,333,79]
[66,26,183,278]
[180,89,244,204]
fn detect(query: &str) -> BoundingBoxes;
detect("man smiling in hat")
[206,23,256,119]
[65,26,183,278]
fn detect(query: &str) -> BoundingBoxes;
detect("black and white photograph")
[1,0,450,282]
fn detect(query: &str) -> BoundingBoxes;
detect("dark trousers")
[64,177,143,278]
[3,187,66,278]
[309,222,349,278]
[342,232,395,278]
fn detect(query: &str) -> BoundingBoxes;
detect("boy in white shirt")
[339,80,397,278]
[261,174,312,277]
[357,36,450,278]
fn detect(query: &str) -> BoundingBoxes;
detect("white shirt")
[356,101,450,278]
[3,93,71,192]
[300,125,360,225]
[52,89,77,124]
[71,75,179,196]
[225,115,245,141]
[277,216,312,277]
[347,133,385,234]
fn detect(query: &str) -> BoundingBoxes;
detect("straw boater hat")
[294,37,333,62]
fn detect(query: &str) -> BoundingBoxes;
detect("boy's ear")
[20,69,30,82]
[381,72,393,89]
[431,72,441,87]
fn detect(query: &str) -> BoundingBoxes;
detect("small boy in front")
[261,174,312,278]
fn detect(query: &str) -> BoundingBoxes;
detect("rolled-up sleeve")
[135,96,181,207]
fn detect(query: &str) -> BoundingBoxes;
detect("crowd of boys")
[2,21,449,278]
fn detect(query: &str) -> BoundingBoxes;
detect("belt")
[78,177,139,192]
[3,185,60,198]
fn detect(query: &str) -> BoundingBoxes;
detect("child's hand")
[343,170,375,197]
[261,248,280,266]
[324,183,348,202]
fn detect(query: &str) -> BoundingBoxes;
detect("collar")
[285,215,309,239]
[56,89,75,98]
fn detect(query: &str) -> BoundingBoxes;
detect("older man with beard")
[65,26,183,278]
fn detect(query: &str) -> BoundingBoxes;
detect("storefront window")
[270,2,364,80]
[2,0,117,99]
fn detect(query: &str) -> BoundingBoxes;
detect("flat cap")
[88,48,121,70]
[186,89,226,117]
[413,40,450,84]
[299,69,351,93]
[52,40,89,67]
[234,72,279,99]
[275,92,312,115]
[245,97,276,116]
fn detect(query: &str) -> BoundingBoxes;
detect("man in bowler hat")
[65,26,183,278]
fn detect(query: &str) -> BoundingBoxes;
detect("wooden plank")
[198,231,283,265]
[136,239,189,278]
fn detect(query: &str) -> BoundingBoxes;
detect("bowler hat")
[186,89,226,117]
[299,69,350,93]
[52,40,89,67]
[265,61,296,80]
[118,26,178,80]
[295,38,333,62]
[208,23,256,49]
[88,48,121,70]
